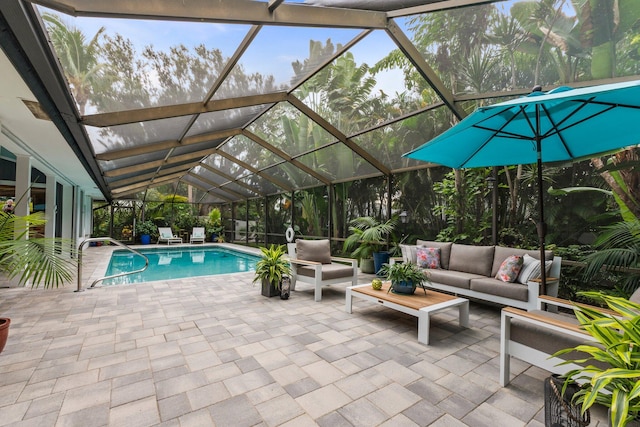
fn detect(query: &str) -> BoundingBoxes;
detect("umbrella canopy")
[404,80,640,293]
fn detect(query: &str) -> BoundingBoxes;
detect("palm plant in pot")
[554,292,640,427]
[343,216,397,275]
[0,209,78,353]
[378,262,430,295]
[253,245,291,298]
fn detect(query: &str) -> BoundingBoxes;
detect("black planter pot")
[261,279,280,297]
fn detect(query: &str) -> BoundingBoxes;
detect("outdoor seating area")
[0,245,610,426]
[1,1,640,426]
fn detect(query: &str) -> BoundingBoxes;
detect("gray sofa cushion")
[298,263,354,280]
[426,269,483,290]
[447,244,494,276]
[491,246,554,277]
[416,240,453,269]
[470,278,529,302]
[296,239,331,264]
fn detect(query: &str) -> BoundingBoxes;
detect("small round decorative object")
[371,279,383,290]
[285,226,295,243]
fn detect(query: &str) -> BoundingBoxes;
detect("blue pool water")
[103,246,260,285]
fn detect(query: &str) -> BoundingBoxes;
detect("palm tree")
[581,219,640,295]
[42,13,105,115]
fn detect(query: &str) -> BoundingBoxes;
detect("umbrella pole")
[535,106,547,296]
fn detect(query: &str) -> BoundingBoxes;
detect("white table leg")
[345,287,353,314]
[417,311,430,345]
[459,300,469,328]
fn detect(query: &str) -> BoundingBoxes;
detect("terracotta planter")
[0,318,10,354]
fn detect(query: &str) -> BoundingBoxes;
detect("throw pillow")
[416,247,441,269]
[495,255,524,282]
[517,254,553,284]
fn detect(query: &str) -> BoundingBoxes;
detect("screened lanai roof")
[1,0,639,203]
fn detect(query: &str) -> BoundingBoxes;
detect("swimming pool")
[103,246,260,285]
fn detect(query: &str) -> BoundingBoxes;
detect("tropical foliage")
[253,245,291,290]
[0,211,77,288]
[555,292,640,427]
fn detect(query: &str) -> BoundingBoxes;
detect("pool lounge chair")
[190,227,206,244]
[157,227,182,245]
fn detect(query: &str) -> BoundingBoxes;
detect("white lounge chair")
[157,227,182,245]
[190,227,206,244]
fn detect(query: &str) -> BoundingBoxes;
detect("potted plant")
[135,220,156,244]
[554,292,640,427]
[1,207,78,354]
[207,208,223,242]
[253,245,291,297]
[343,216,397,275]
[378,262,430,295]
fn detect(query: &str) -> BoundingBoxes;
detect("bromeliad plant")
[554,292,640,427]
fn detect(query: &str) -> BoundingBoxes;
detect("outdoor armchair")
[287,239,358,302]
[499,290,640,386]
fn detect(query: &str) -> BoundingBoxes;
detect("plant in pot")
[253,244,291,298]
[135,220,157,244]
[343,216,397,275]
[378,261,430,295]
[0,208,78,354]
[554,292,640,427]
[207,208,223,242]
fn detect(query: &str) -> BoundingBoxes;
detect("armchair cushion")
[297,263,355,280]
[296,239,331,264]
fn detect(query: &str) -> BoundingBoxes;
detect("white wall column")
[61,183,73,240]
[14,154,31,216]
[44,174,57,238]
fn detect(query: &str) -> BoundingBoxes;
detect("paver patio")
[0,244,607,426]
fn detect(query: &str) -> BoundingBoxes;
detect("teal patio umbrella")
[404,80,640,293]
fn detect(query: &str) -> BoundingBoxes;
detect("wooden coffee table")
[345,282,469,345]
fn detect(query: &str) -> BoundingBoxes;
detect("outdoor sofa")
[396,240,562,311]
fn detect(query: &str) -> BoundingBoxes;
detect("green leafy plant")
[207,208,223,235]
[253,245,291,290]
[343,216,397,260]
[135,220,157,237]
[555,292,640,427]
[378,262,430,293]
[0,210,77,288]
